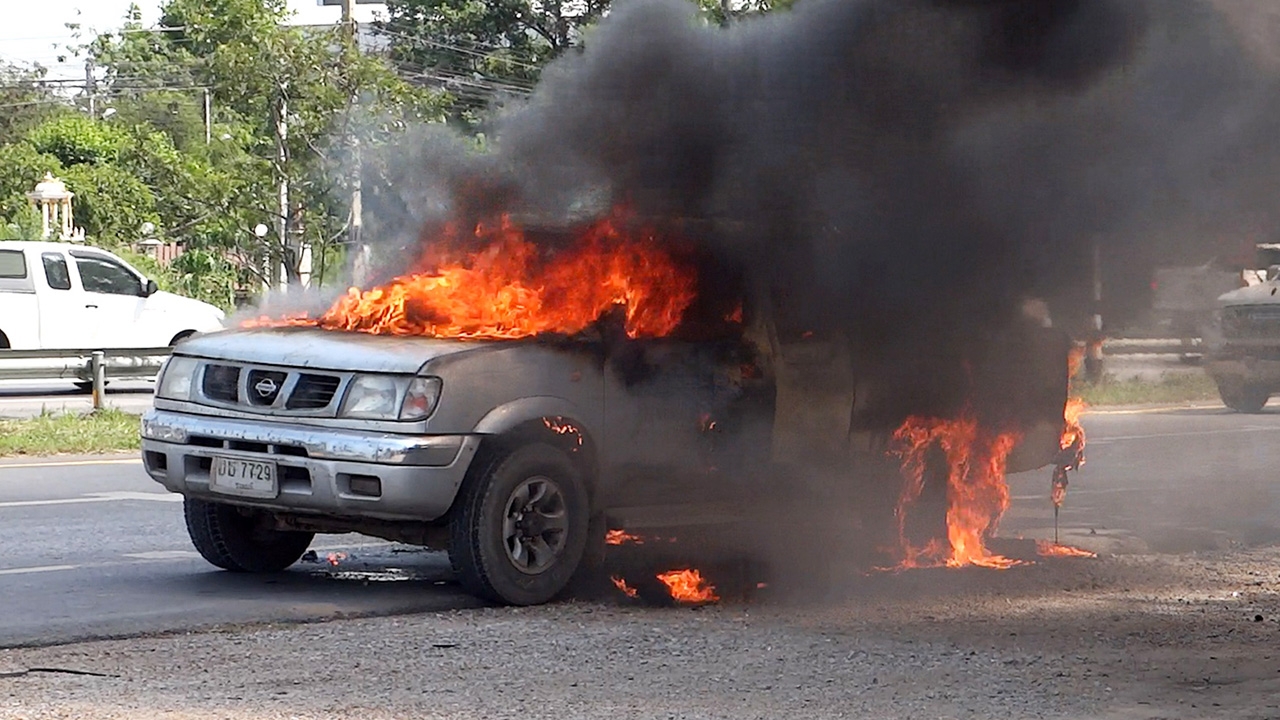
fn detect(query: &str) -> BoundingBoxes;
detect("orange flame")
[892,415,1023,569]
[1061,399,1087,454]
[1036,540,1097,558]
[325,552,347,566]
[611,576,640,598]
[252,212,697,340]
[656,569,719,603]
[1055,398,1088,507]
[605,529,644,546]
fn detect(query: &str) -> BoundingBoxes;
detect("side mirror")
[144,279,159,297]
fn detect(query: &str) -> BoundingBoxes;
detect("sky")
[0,0,387,82]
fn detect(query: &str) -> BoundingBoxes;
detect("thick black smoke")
[370,0,1280,425]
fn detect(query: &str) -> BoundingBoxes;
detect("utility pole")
[85,60,96,118]
[341,0,366,288]
[274,88,290,291]
[203,88,212,145]
[1085,238,1105,381]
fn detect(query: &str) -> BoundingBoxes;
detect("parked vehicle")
[0,241,225,352]
[140,277,1069,605]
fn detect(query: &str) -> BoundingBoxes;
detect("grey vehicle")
[1205,278,1280,412]
[142,297,1069,605]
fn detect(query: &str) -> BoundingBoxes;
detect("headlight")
[157,356,199,400]
[400,377,442,421]
[340,374,403,420]
[338,374,443,421]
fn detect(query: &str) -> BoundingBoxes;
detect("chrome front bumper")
[140,409,481,522]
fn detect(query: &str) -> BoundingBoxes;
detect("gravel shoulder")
[4,547,1280,720]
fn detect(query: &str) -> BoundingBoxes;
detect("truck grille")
[1222,305,1280,339]
[202,364,241,402]
[192,362,348,415]
[286,374,342,409]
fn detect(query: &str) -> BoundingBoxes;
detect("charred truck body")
[141,221,1070,605]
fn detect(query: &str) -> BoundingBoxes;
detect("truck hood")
[175,327,496,374]
[1218,282,1280,307]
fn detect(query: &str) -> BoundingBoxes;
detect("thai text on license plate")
[210,456,277,498]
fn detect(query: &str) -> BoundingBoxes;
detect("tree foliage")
[0,63,65,146]
[80,0,446,295]
[379,0,798,125]
[380,0,608,125]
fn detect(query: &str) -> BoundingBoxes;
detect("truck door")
[35,251,98,349]
[602,334,770,507]
[69,251,147,348]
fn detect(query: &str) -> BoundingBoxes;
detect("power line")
[370,27,546,71]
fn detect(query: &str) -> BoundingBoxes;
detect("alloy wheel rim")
[502,476,569,574]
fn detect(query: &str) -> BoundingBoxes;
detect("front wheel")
[1218,382,1270,413]
[449,443,590,605]
[184,497,314,572]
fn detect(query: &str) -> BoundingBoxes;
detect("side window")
[42,253,71,291]
[74,255,142,297]
[0,250,26,279]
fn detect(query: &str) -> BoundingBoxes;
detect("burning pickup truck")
[141,215,1075,604]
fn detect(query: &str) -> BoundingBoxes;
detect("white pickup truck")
[0,241,225,351]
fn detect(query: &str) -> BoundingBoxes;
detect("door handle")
[85,304,98,309]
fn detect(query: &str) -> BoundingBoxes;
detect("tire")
[184,497,314,572]
[1218,382,1270,413]
[449,442,590,606]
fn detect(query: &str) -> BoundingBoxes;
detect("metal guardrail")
[0,337,1205,413]
[0,347,171,409]
[1103,338,1203,356]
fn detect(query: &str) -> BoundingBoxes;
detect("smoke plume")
[368,0,1280,424]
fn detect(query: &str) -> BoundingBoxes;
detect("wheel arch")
[168,329,197,347]
[470,398,601,501]
[0,329,9,349]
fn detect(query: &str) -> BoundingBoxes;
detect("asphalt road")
[3,404,1280,649]
[0,380,156,418]
[0,456,478,648]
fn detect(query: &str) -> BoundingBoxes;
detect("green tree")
[379,0,608,125]
[0,142,64,222]
[0,62,66,146]
[89,0,446,289]
[379,0,800,126]
[695,0,799,26]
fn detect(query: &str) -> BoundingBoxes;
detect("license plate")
[209,456,277,498]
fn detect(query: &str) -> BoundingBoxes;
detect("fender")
[472,395,592,436]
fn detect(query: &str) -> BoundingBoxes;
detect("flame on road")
[892,414,1023,570]
[1036,540,1097,558]
[656,569,719,604]
[605,529,645,545]
[611,576,640,598]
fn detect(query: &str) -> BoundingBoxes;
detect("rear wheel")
[184,497,314,572]
[1218,382,1270,413]
[449,443,589,605]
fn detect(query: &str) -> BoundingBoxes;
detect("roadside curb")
[1086,401,1227,416]
[0,453,140,468]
